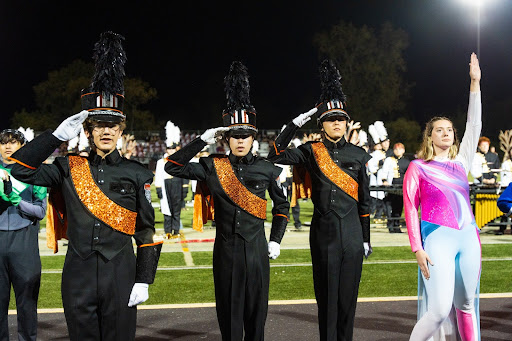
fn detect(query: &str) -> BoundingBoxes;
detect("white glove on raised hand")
[363,242,373,260]
[268,241,281,260]
[127,283,149,307]
[292,108,318,128]
[200,127,230,144]
[53,111,89,142]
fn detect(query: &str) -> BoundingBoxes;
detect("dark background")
[1,0,511,138]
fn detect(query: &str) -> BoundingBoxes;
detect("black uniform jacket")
[268,122,372,242]
[10,130,159,283]
[165,137,289,243]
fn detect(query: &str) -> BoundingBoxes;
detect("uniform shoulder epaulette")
[124,157,146,167]
[123,158,154,176]
[347,143,368,153]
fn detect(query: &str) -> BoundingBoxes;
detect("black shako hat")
[222,61,257,133]
[81,31,127,123]
[316,59,350,127]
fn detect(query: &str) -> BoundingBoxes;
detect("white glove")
[363,242,373,260]
[0,170,9,181]
[200,127,230,144]
[292,108,318,128]
[127,283,149,307]
[268,241,281,260]
[53,111,89,141]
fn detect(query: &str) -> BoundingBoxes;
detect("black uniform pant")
[0,225,41,341]
[386,193,403,229]
[310,211,363,341]
[371,197,386,219]
[61,242,136,341]
[291,203,301,228]
[213,232,269,341]
[164,178,183,234]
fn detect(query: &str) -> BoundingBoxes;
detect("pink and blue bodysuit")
[403,91,482,341]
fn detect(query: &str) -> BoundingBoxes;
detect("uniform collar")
[228,151,254,165]
[89,149,122,166]
[323,136,347,150]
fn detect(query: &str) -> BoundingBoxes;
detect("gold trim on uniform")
[69,155,137,235]
[311,142,359,201]
[213,157,267,220]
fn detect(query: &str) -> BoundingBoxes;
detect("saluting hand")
[53,111,89,142]
[292,108,318,128]
[200,127,230,144]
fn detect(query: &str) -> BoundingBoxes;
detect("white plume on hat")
[78,127,89,151]
[116,134,123,150]
[18,127,34,142]
[368,124,380,144]
[373,121,388,141]
[358,130,368,147]
[165,120,181,147]
[68,136,79,151]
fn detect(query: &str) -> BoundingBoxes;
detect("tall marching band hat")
[316,59,350,127]
[165,120,181,149]
[368,123,381,148]
[373,121,389,142]
[222,61,257,134]
[80,31,127,123]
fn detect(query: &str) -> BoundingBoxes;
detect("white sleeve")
[456,91,482,174]
[368,154,380,174]
[154,159,165,188]
[379,158,392,184]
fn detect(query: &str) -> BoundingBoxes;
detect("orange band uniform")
[311,143,359,201]
[213,157,267,220]
[69,155,137,235]
[192,157,268,231]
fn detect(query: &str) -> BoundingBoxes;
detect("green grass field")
[10,244,512,309]
[9,186,512,309]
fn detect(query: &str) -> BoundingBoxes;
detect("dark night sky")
[1,0,512,138]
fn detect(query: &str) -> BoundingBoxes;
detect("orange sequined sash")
[311,142,359,201]
[213,157,267,220]
[69,155,137,235]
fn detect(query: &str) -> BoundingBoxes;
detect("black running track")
[8,297,512,340]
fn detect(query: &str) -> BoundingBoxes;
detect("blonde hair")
[417,116,459,161]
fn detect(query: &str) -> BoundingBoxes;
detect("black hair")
[0,129,26,145]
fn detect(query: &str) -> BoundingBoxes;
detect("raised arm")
[457,53,482,173]
[267,108,316,165]
[165,127,229,181]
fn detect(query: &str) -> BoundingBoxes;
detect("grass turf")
[12,186,511,308]
[9,244,512,309]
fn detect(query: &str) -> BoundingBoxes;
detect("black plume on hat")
[318,60,346,104]
[81,31,127,122]
[316,59,350,125]
[91,31,127,95]
[222,61,257,132]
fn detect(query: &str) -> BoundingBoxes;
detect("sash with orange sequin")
[68,155,137,235]
[213,157,267,220]
[311,142,359,201]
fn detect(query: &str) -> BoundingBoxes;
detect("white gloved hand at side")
[292,108,318,128]
[363,242,373,259]
[200,127,230,144]
[53,111,89,141]
[127,283,149,307]
[268,241,281,260]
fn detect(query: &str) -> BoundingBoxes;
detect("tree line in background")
[12,20,475,155]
